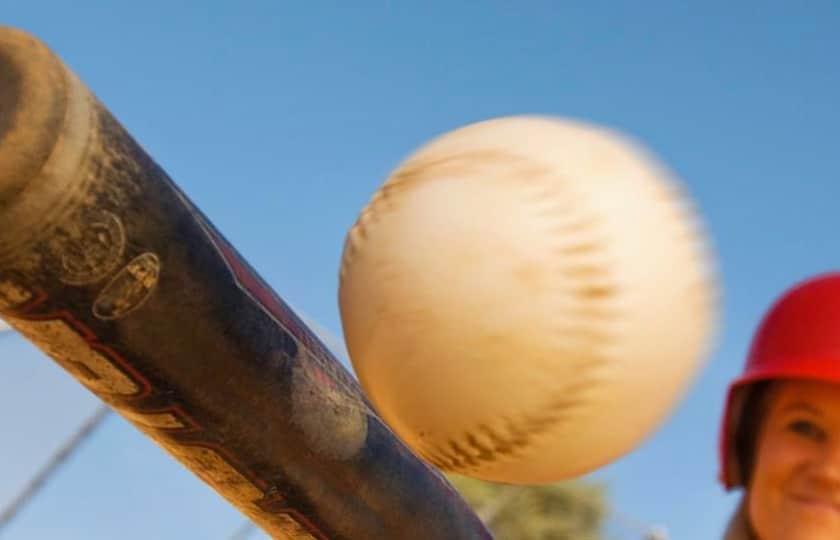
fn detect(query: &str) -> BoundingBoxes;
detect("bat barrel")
[0,27,491,540]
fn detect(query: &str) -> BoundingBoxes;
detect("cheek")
[752,438,792,490]
[747,436,798,533]
[748,477,777,538]
[748,435,838,539]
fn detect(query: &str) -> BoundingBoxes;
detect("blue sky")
[2,2,840,539]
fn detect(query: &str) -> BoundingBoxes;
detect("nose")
[806,439,840,488]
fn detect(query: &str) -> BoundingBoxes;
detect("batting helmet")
[719,272,840,490]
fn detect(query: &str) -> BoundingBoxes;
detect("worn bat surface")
[0,27,491,540]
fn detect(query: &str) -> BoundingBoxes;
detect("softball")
[338,116,717,484]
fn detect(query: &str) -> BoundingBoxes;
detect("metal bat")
[0,27,491,540]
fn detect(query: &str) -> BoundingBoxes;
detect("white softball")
[339,116,717,484]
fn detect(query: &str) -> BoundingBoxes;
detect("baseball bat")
[0,27,491,540]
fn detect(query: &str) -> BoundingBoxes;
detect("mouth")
[790,494,840,515]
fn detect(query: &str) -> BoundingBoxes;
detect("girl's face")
[749,380,840,540]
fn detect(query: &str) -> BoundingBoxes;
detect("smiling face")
[748,380,840,540]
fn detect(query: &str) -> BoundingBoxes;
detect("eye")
[788,419,825,441]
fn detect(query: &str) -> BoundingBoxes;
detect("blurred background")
[2,2,840,539]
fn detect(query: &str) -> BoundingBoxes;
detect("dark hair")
[734,381,774,487]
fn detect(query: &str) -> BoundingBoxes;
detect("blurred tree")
[447,474,606,540]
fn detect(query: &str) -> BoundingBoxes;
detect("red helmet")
[719,272,840,490]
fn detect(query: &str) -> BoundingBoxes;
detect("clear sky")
[2,2,839,539]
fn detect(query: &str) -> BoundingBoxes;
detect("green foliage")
[447,474,606,540]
